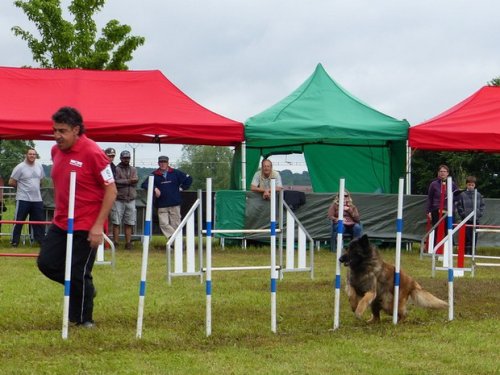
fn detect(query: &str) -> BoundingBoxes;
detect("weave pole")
[446,176,454,321]
[136,176,154,338]
[392,178,405,324]
[333,178,345,330]
[205,178,213,337]
[270,179,277,333]
[62,171,76,340]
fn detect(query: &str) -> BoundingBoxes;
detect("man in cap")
[112,150,138,249]
[104,148,117,177]
[141,156,192,239]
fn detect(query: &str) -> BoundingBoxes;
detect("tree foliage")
[3,0,145,183]
[279,169,310,186]
[11,0,145,69]
[177,146,234,191]
[488,77,500,86]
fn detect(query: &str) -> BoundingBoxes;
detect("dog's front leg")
[346,285,360,312]
[355,291,376,319]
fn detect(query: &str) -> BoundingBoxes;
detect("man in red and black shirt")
[37,107,117,328]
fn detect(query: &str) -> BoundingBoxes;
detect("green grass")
[0,239,499,375]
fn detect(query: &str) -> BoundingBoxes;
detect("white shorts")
[111,200,137,226]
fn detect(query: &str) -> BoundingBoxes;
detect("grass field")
[0,237,499,375]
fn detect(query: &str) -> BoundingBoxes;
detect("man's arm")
[8,178,17,188]
[250,184,264,193]
[88,182,117,248]
[130,167,139,185]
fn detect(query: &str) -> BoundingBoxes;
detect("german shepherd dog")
[339,235,447,322]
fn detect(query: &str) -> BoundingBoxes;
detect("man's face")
[53,122,80,151]
[262,161,272,176]
[438,168,449,180]
[121,156,131,166]
[107,154,115,163]
[466,182,476,191]
[158,160,169,170]
[26,150,37,163]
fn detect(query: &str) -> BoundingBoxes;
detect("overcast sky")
[1,0,499,171]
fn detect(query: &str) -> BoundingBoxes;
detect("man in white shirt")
[8,148,45,246]
[250,158,283,199]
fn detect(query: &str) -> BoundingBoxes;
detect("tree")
[4,0,145,184]
[11,0,145,70]
[177,146,234,191]
[488,77,500,86]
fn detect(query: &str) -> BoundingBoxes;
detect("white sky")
[1,0,499,172]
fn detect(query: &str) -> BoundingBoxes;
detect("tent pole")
[406,141,412,195]
[241,141,247,191]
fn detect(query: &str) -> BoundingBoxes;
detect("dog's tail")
[411,283,448,309]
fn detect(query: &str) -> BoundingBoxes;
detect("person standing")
[104,147,117,177]
[112,150,138,250]
[37,107,116,328]
[456,176,486,255]
[104,147,117,240]
[250,158,283,199]
[8,148,46,247]
[426,164,459,228]
[141,156,192,239]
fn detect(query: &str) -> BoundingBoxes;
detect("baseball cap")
[158,155,169,162]
[105,147,116,156]
[120,150,131,158]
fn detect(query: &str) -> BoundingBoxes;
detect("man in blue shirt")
[142,156,192,238]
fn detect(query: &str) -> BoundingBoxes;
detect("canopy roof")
[239,64,409,193]
[409,86,500,152]
[245,63,409,150]
[0,67,243,146]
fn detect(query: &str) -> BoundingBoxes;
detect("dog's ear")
[359,234,370,249]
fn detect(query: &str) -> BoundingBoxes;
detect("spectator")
[112,150,138,250]
[327,190,362,252]
[250,158,283,199]
[104,147,117,240]
[104,147,117,177]
[456,176,485,255]
[141,156,192,239]
[37,106,117,328]
[8,148,45,247]
[426,164,459,232]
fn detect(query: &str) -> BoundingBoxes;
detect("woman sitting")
[327,190,362,252]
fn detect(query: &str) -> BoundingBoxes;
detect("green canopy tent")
[232,64,410,193]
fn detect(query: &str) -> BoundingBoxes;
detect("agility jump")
[204,177,280,336]
[134,177,313,337]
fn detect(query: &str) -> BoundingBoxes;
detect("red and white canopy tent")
[408,86,500,152]
[0,67,244,146]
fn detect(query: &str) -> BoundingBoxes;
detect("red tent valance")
[409,86,500,152]
[0,67,244,146]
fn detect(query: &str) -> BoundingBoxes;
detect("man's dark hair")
[52,106,85,135]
